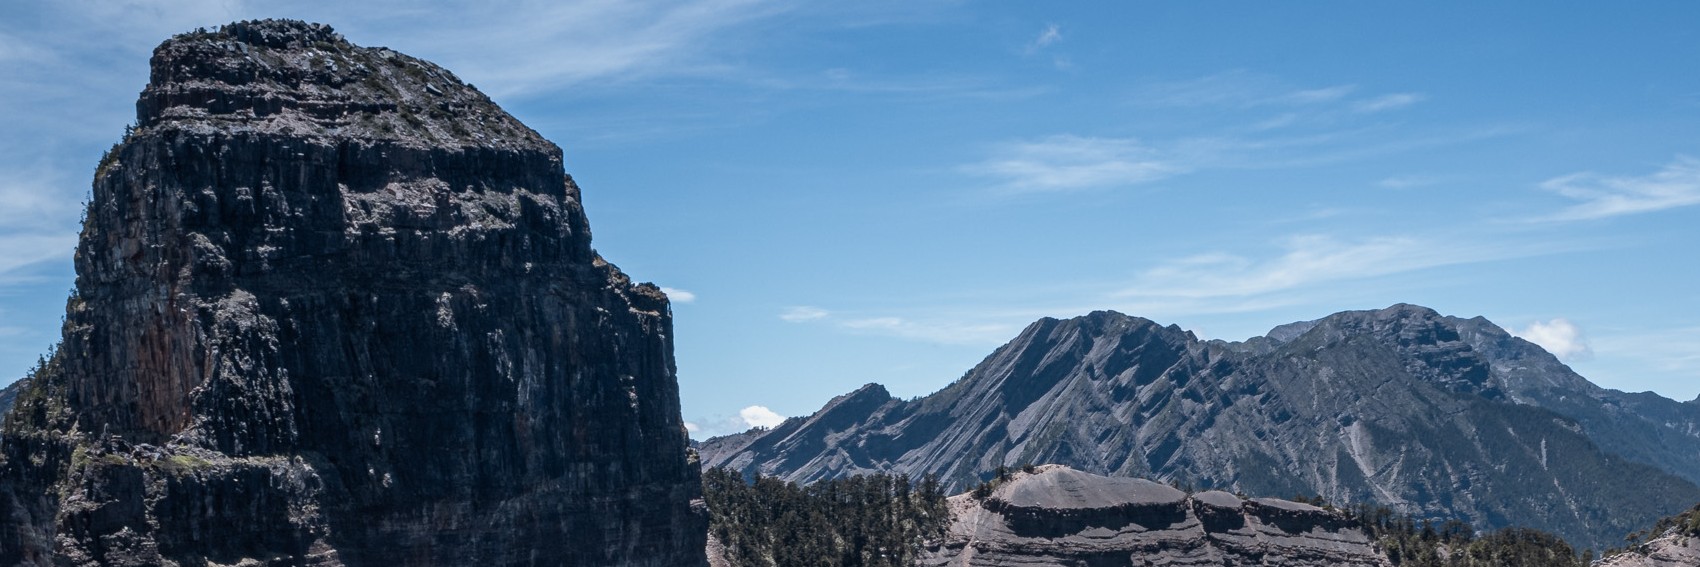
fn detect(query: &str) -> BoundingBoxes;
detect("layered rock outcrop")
[0,20,704,566]
[700,305,1700,550]
[920,465,1389,566]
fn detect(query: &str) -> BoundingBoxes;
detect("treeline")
[702,468,950,567]
[1341,503,1589,567]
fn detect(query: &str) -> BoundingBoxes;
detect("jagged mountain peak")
[702,303,1700,550]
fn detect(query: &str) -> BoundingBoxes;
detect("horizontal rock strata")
[920,466,1389,566]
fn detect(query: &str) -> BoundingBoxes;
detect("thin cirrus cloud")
[1027,23,1062,52]
[2,0,795,100]
[967,135,1179,193]
[1132,71,1357,109]
[0,170,82,284]
[1593,327,1700,374]
[1116,233,1555,303]
[326,0,794,97]
[779,306,830,322]
[838,316,1015,346]
[1352,93,1427,113]
[779,305,1011,346]
[1535,156,1700,222]
[1586,327,1700,399]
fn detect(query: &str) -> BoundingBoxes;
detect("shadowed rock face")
[700,305,1700,550]
[920,465,1390,567]
[0,20,704,567]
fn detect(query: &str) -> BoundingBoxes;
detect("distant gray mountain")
[699,304,1700,550]
[0,378,25,422]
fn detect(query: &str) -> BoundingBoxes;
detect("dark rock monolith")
[0,19,705,567]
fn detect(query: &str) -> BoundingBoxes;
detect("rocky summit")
[919,465,1389,566]
[0,20,704,566]
[700,304,1700,550]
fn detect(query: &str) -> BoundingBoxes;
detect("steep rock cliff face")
[919,466,1390,567]
[699,305,1700,550]
[0,20,704,566]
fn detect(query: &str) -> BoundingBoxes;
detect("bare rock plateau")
[919,465,1389,567]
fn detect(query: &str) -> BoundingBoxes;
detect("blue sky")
[2,1,1698,437]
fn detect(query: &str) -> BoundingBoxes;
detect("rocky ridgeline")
[701,304,1700,550]
[0,20,704,566]
[1599,504,1700,567]
[920,466,1389,566]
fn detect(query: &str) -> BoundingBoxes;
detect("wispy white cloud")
[778,304,1015,346]
[1594,327,1700,373]
[2,0,796,102]
[660,287,696,303]
[1133,71,1356,109]
[1587,326,1700,399]
[1515,318,1592,361]
[839,316,1015,346]
[1536,156,1700,221]
[1378,175,1441,189]
[0,168,83,282]
[780,306,830,322]
[1353,92,1426,113]
[323,0,794,97]
[1116,233,1549,302]
[967,135,1178,193]
[0,234,78,278]
[747,67,1051,102]
[0,31,45,63]
[1027,23,1062,52]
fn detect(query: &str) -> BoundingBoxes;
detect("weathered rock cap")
[138,18,547,151]
[990,465,1186,511]
[1193,489,1244,509]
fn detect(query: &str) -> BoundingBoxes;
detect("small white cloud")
[1515,318,1592,361]
[968,135,1178,193]
[684,421,701,433]
[660,286,696,303]
[1029,23,1062,51]
[738,405,786,429]
[780,306,830,322]
[1537,156,1700,221]
[1353,93,1426,113]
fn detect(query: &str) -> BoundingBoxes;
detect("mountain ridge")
[700,303,1700,550]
